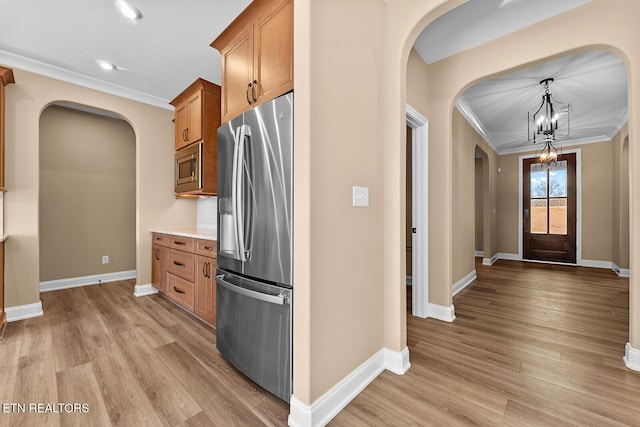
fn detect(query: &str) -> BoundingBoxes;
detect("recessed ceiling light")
[97,60,117,71]
[115,0,142,20]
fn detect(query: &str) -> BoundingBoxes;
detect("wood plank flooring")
[333,259,640,426]
[1,260,638,426]
[0,281,289,427]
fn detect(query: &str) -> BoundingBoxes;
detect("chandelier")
[527,78,570,166]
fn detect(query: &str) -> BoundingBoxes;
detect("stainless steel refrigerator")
[215,91,293,402]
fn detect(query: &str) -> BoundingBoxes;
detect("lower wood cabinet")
[151,244,167,294]
[151,232,216,327]
[195,255,216,325]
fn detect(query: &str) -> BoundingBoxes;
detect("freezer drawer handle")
[215,275,288,305]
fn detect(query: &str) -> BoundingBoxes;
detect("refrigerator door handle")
[235,124,248,262]
[215,274,288,305]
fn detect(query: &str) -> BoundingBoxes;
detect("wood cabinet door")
[253,0,293,106]
[174,101,188,150]
[220,28,254,123]
[195,255,216,325]
[186,90,203,144]
[151,244,166,293]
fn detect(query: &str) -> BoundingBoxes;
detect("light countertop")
[150,228,217,241]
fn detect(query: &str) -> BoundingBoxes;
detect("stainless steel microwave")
[175,142,202,193]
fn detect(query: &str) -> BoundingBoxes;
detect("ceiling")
[0,0,251,109]
[0,0,628,150]
[413,0,628,154]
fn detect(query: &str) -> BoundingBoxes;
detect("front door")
[523,153,577,263]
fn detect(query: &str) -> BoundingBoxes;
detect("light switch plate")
[352,186,369,207]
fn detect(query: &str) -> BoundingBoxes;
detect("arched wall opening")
[3,68,194,322]
[393,0,639,369]
[38,102,136,291]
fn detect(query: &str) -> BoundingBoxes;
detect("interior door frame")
[518,148,582,264]
[406,105,428,318]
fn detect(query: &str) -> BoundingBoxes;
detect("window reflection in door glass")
[530,164,547,198]
[549,161,567,197]
[530,199,548,234]
[549,198,567,235]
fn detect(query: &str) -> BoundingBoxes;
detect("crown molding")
[0,49,172,110]
[455,97,500,153]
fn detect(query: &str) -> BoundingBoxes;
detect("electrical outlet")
[102,255,109,264]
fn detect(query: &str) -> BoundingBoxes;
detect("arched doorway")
[39,102,136,292]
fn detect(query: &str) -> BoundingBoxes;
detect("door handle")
[246,82,253,105]
[251,80,258,103]
[215,274,289,305]
[412,228,416,233]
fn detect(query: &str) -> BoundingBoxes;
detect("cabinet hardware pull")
[182,129,187,142]
[173,261,185,267]
[203,262,207,277]
[185,127,189,141]
[155,250,160,261]
[173,287,186,294]
[252,80,258,103]
[246,82,252,105]
[204,246,213,250]
[206,262,211,278]
[174,241,186,245]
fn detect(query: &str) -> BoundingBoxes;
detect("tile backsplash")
[197,196,217,231]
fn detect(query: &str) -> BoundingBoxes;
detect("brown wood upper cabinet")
[0,66,15,192]
[170,79,219,151]
[211,0,293,123]
[170,79,221,196]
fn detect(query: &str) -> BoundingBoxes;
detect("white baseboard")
[40,270,136,292]
[624,343,640,371]
[497,252,520,261]
[288,347,410,427]
[428,303,456,322]
[612,263,630,278]
[134,284,159,297]
[482,253,499,265]
[384,347,411,375]
[581,259,612,269]
[405,275,412,286]
[452,270,476,297]
[474,250,484,257]
[6,301,43,322]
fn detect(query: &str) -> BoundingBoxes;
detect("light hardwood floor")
[333,259,639,426]
[1,260,639,426]
[0,281,289,427]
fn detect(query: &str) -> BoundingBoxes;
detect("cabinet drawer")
[195,239,217,258]
[166,273,195,310]
[167,235,195,252]
[152,232,167,246]
[167,249,195,282]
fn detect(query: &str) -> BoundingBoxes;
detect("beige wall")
[293,0,386,404]
[451,109,498,282]
[613,125,630,269]
[39,105,136,281]
[497,140,619,262]
[4,69,196,308]
[295,0,640,411]
[475,157,483,253]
